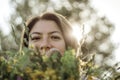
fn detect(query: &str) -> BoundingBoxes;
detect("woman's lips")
[40,48,60,57]
[46,48,60,57]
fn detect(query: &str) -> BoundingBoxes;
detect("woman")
[24,12,79,56]
[23,12,99,80]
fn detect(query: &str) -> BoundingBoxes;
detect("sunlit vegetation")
[0,0,120,79]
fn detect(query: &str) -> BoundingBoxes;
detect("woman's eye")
[31,37,41,41]
[51,36,61,40]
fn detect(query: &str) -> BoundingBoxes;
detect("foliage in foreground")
[0,24,119,80]
[0,23,120,80]
[0,46,120,80]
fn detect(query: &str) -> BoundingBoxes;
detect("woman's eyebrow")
[29,31,62,36]
[48,31,62,34]
[30,32,42,36]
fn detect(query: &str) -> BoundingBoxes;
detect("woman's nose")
[40,39,51,51]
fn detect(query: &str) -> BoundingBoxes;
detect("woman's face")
[29,20,66,56]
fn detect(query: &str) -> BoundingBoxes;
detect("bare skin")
[29,20,66,56]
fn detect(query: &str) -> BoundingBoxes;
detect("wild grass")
[0,24,120,80]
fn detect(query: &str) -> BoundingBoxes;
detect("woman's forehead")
[30,20,62,34]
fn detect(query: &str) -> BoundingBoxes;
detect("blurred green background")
[0,0,119,67]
